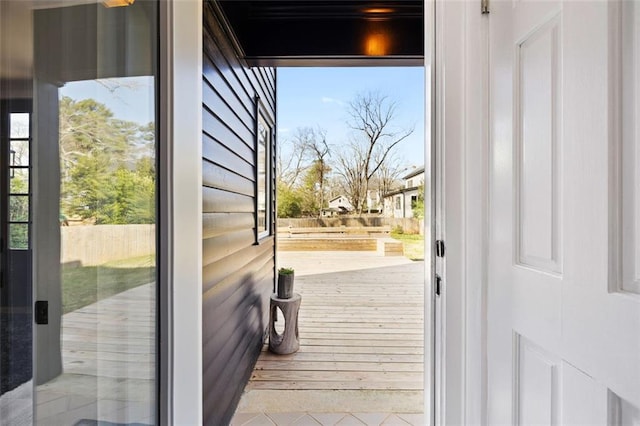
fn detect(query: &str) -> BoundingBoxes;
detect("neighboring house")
[366,189,382,213]
[383,166,425,218]
[322,195,353,216]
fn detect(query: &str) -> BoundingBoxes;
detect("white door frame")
[161,0,491,423]
[432,1,489,424]
[160,0,204,424]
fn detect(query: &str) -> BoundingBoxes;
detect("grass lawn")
[62,254,156,314]
[390,232,425,261]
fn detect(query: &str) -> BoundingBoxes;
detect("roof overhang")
[213,0,424,67]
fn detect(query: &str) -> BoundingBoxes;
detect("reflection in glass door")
[1,1,159,424]
[0,100,34,425]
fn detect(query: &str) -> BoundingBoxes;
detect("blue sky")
[60,77,155,126]
[58,69,426,168]
[277,67,425,168]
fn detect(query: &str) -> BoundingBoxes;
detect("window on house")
[411,195,418,209]
[407,179,413,188]
[257,108,273,240]
[395,196,402,210]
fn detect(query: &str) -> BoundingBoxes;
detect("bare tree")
[338,91,414,214]
[277,126,333,217]
[335,141,367,212]
[374,151,404,197]
[304,127,331,216]
[277,128,310,188]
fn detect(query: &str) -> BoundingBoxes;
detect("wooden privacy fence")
[61,224,155,266]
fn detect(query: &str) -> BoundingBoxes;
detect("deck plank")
[239,251,425,412]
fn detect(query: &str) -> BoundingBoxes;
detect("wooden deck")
[238,251,425,414]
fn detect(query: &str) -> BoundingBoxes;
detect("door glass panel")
[10,113,29,139]
[9,196,29,222]
[10,141,29,166]
[1,0,159,424]
[10,169,28,193]
[9,224,29,250]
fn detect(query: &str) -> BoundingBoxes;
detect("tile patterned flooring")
[231,412,426,425]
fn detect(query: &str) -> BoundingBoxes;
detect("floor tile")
[396,413,425,426]
[309,413,347,425]
[336,414,366,425]
[292,414,323,425]
[352,413,390,425]
[380,414,410,425]
[266,413,306,425]
[231,413,261,426]
[244,413,276,426]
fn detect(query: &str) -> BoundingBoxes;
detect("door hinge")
[435,274,442,296]
[481,0,490,14]
[435,240,446,258]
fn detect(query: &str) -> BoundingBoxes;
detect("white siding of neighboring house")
[383,169,424,218]
[328,195,353,211]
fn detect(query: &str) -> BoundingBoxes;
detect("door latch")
[435,240,446,257]
[435,274,442,296]
[35,301,48,324]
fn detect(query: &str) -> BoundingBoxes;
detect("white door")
[488,0,640,424]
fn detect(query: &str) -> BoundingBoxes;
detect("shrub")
[392,225,404,234]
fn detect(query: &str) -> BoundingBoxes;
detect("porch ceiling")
[214,0,424,67]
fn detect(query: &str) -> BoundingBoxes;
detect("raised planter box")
[278,237,377,251]
[277,226,391,238]
[376,238,404,256]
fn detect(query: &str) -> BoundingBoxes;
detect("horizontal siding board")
[260,67,275,94]
[203,14,256,108]
[202,134,253,178]
[203,9,275,113]
[203,14,254,105]
[202,78,253,142]
[202,212,254,239]
[202,135,253,180]
[202,228,255,266]
[202,262,273,424]
[203,105,253,155]
[202,82,253,145]
[248,70,275,113]
[203,285,265,368]
[202,54,253,125]
[203,313,264,423]
[203,264,272,350]
[203,242,273,297]
[203,255,273,342]
[202,160,254,195]
[249,69,274,111]
[202,186,254,213]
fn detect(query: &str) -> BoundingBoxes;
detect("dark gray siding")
[202,3,276,424]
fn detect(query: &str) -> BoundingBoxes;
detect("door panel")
[1,1,160,424]
[489,0,640,423]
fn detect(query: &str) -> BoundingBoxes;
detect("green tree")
[59,96,156,224]
[9,173,29,248]
[299,160,331,216]
[277,185,303,218]
[412,183,425,220]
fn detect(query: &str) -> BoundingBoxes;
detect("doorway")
[234,65,430,424]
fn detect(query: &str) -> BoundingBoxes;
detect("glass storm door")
[0,1,160,424]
